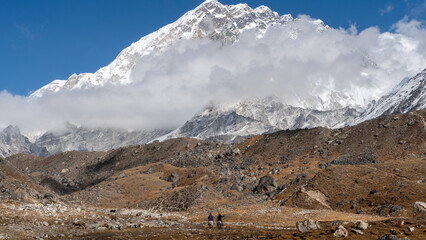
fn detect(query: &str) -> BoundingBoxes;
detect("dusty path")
[1,203,425,240]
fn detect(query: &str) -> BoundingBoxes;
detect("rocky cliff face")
[34,124,172,155]
[165,96,360,142]
[0,126,48,158]
[0,124,171,158]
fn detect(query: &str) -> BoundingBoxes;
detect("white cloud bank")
[1,16,426,132]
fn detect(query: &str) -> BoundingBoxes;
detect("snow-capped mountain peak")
[352,68,426,124]
[30,0,295,97]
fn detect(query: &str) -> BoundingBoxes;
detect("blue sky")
[1,0,425,96]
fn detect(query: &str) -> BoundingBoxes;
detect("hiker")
[217,213,224,229]
[208,213,214,227]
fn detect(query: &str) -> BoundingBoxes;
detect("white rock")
[414,201,426,217]
[333,225,348,237]
[355,220,368,230]
[351,228,363,235]
[296,219,320,233]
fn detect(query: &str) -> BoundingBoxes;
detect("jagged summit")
[0,125,48,158]
[31,1,295,97]
[196,0,222,8]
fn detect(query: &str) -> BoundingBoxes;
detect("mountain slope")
[31,0,298,97]
[34,124,172,155]
[0,126,48,158]
[165,96,360,142]
[354,68,426,124]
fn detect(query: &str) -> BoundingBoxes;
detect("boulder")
[254,176,277,193]
[413,202,426,218]
[333,225,348,237]
[377,235,410,240]
[351,228,363,235]
[166,172,180,188]
[296,219,320,233]
[166,172,180,182]
[232,148,241,155]
[106,222,122,230]
[230,183,243,192]
[355,220,368,230]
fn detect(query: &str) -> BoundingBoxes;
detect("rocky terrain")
[0,109,424,239]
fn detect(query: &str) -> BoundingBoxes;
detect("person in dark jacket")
[208,213,214,227]
[217,213,224,228]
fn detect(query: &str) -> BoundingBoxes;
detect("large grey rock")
[230,183,243,192]
[413,201,426,218]
[333,225,348,237]
[355,220,368,230]
[377,235,410,240]
[296,219,320,233]
[166,172,180,188]
[255,175,277,193]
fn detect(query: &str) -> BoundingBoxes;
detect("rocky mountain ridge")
[165,96,360,142]
[354,68,426,124]
[0,126,48,158]
[0,124,172,158]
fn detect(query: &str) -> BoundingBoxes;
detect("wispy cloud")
[12,21,47,41]
[379,4,394,16]
[404,0,426,19]
[13,23,36,40]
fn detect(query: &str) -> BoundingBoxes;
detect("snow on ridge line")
[30,0,297,98]
[351,68,426,125]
